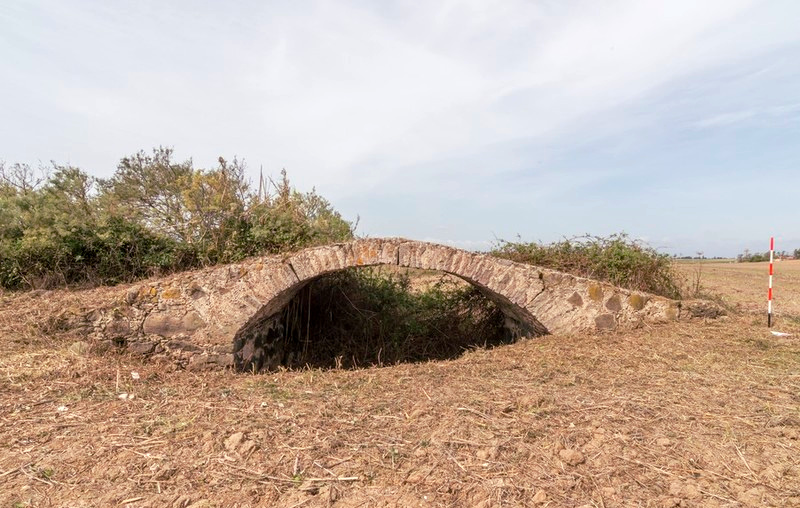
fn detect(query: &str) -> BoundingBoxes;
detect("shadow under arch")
[232,239,549,372]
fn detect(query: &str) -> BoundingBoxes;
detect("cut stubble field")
[1,262,799,507]
[677,259,800,319]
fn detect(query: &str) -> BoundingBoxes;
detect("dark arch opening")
[233,267,546,372]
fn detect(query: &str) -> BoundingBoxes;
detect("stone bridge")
[90,238,709,371]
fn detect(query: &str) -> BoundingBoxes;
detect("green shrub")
[736,251,769,262]
[491,233,682,299]
[0,150,353,290]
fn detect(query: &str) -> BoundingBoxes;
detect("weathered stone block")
[143,311,205,337]
[594,313,616,330]
[567,292,583,307]
[605,295,622,312]
[128,341,156,355]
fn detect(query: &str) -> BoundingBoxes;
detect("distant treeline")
[0,147,353,289]
[737,250,799,263]
[673,256,728,260]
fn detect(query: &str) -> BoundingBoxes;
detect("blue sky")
[1,0,799,257]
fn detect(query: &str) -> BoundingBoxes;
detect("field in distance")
[677,259,800,319]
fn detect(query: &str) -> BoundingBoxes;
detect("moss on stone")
[588,284,603,302]
[666,304,679,320]
[161,287,181,299]
[628,293,646,311]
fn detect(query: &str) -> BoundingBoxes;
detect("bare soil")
[1,263,799,507]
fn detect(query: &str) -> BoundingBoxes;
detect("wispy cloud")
[1,0,799,256]
[694,110,758,128]
[695,102,800,128]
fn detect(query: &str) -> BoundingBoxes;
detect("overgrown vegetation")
[491,233,683,299]
[0,148,353,289]
[274,268,510,369]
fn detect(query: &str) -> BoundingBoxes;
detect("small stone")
[105,319,131,337]
[656,437,672,447]
[128,341,156,355]
[68,341,90,356]
[559,448,585,466]
[532,490,547,504]
[185,501,210,508]
[126,286,140,304]
[681,483,701,500]
[239,440,257,455]
[224,432,244,452]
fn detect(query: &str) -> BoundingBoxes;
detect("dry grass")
[676,259,800,319]
[1,268,800,507]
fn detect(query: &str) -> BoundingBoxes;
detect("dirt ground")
[1,262,799,507]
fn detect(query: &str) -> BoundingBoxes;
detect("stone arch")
[231,239,550,371]
[114,238,684,371]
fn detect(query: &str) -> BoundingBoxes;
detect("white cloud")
[2,0,800,254]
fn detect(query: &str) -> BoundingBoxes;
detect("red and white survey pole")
[768,237,774,327]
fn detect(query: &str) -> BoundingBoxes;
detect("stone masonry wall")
[77,238,721,370]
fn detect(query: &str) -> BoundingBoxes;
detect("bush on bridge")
[491,234,682,299]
